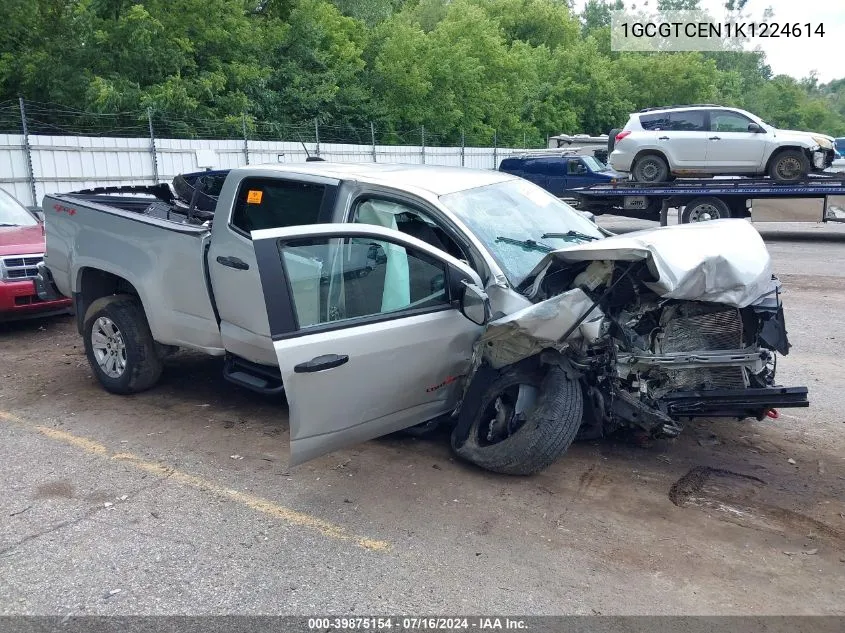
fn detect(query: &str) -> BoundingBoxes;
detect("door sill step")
[223,355,284,396]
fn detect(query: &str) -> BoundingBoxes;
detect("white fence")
[0,133,535,207]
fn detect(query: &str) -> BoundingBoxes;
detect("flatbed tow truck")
[572,174,845,226]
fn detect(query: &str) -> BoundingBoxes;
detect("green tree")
[613,52,719,110]
[260,0,371,125]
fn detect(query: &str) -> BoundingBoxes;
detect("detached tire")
[681,196,731,223]
[768,149,810,182]
[451,365,583,475]
[83,295,163,395]
[632,154,670,182]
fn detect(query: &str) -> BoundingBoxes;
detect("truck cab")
[498,153,620,198]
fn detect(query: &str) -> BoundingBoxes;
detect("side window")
[640,113,670,131]
[278,235,450,329]
[667,111,706,131]
[351,197,469,263]
[232,178,327,237]
[500,160,521,175]
[523,159,546,174]
[545,159,567,176]
[711,111,752,133]
[567,159,587,175]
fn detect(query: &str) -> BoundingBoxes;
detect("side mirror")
[748,123,764,133]
[459,282,490,326]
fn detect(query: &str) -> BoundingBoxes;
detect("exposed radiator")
[660,306,745,391]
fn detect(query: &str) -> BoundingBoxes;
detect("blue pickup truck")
[498,153,622,198]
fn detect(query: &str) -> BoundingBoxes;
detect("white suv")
[609,105,836,183]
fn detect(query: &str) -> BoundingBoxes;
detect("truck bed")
[62,183,215,227]
[572,174,845,224]
[42,187,223,355]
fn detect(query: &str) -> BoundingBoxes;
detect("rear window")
[640,113,670,131]
[231,178,328,237]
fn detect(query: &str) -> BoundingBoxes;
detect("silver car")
[609,105,836,182]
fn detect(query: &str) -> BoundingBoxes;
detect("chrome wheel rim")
[91,317,127,378]
[776,156,802,180]
[688,204,721,222]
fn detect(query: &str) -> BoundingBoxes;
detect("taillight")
[615,130,631,143]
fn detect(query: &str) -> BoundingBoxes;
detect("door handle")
[709,136,721,141]
[294,354,349,373]
[216,255,249,270]
[658,136,670,140]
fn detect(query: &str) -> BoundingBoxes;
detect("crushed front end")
[474,221,809,442]
[570,267,808,440]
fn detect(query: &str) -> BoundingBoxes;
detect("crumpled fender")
[526,220,778,309]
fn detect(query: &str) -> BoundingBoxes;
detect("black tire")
[397,417,444,438]
[768,149,810,182]
[451,365,583,475]
[632,154,670,182]
[83,295,163,395]
[608,128,621,153]
[681,196,731,223]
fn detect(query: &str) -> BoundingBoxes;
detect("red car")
[0,188,72,321]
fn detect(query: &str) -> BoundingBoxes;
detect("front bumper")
[0,269,71,321]
[609,148,634,172]
[814,148,835,170]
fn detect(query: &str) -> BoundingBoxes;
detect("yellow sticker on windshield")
[247,190,263,204]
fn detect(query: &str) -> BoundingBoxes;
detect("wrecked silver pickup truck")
[38,163,808,474]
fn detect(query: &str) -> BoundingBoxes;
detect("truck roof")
[228,162,516,196]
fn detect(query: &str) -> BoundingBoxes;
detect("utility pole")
[18,98,37,207]
[421,126,426,164]
[147,107,159,184]
[242,113,250,165]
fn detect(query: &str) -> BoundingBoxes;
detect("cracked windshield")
[440,178,603,284]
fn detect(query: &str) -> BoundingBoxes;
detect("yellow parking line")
[0,410,390,552]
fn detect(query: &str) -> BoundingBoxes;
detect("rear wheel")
[451,365,583,475]
[632,154,670,182]
[83,295,163,394]
[768,149,810,182]
[681,196,731,223]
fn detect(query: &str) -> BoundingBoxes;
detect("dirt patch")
[34,480,75,499]
[670,466,845,546]
[669,466,765,507]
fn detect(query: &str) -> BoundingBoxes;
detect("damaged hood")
[530,220,777,308]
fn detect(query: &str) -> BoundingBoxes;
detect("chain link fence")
[0,99,557,206]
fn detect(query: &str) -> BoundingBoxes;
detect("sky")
[573,0,845,83]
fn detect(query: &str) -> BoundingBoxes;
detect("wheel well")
[727,198,750,218]
[76,268,141,334]
[764,146,811,173]
[632,150,669,167]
